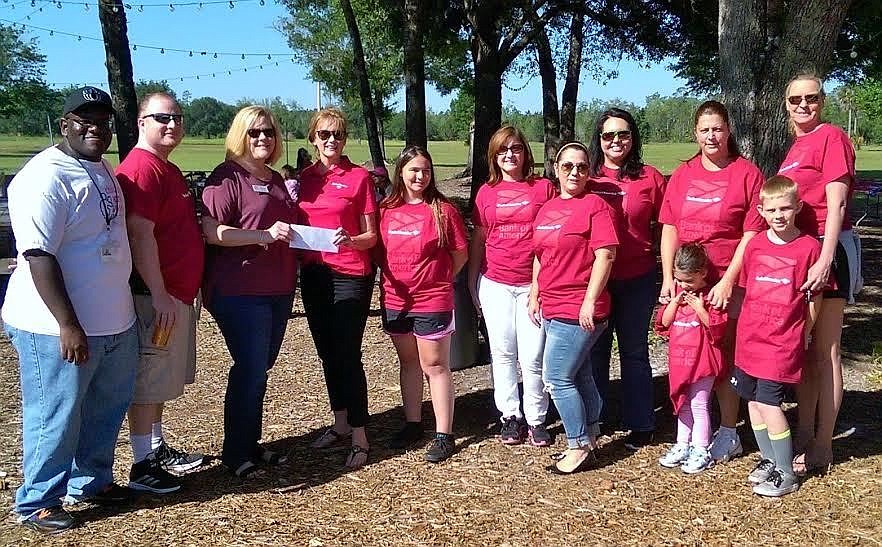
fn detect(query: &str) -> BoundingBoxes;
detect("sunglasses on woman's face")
[496,144,524,156]
[787,94,821,106]
[558,161,589,175]
[247,127,275,139]
[315,129,345,141]
[600,130,632,142]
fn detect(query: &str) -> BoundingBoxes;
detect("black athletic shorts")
[382,308,454,339]
[730,366,789,406]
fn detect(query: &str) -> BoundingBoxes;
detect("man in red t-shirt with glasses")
[116,93,205,494]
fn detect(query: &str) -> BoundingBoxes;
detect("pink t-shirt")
[379,201,468,312]
[589,165,667,280]
[201,161,298,298]
[298,157,377,276]
[778,123,856,237]
[736,231,821,383]
[659,156,766,281]
[116,147,205,302]
[472,177,556,286]
[532,193,618,322]
[655,291,727,413]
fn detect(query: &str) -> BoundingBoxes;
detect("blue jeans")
[206,293,295,469]
[6,323,137,516]
[542,318,607,448]
[590,270,657,432]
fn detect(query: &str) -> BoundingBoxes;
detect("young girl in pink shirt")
[657,243,728,474]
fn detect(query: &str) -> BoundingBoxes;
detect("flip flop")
[310,428,352,449]
[345,445,370,470]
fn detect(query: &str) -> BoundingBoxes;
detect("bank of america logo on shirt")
[682,179,726,219]
[533,209,572,247]
[387,210,425,253]
[495,188,533,222]
[778,161,799,173]
[331,181,348,190]
[750,254,797,305]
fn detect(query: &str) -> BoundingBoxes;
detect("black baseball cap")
[62,86,115,116]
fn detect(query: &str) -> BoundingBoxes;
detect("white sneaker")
[747,458,777,485]
[681,446,713,474]
[709,429,743,462]
[658,442,691,468]
[752,469,800,497]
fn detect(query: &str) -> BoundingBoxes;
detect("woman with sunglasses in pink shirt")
[778,74,858,476]
[297,108,378,470]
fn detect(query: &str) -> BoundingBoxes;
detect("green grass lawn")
[3,135,882,181]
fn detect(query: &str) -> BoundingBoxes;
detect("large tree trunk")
[339,0,384,169]
[560,6,584,142]
[97,0,138,161]
[403,0,427,149]
[719,0,852,176]
[534,31,559,179]
[470,40,503,204]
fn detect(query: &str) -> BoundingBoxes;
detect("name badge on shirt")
[252,184,270,193]
[100,240,123,263]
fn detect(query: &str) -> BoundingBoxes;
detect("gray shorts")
[132,294,197,404]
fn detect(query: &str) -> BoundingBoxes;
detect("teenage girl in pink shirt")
[377,146,468,463]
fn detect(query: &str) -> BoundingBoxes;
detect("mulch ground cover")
[1,178,881,545]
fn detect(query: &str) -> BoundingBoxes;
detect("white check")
[288,224,339,253]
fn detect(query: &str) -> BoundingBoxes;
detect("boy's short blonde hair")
[760,175,800,203]
[224,105,283,165]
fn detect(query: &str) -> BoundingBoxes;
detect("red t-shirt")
[589,165,667,280]
[472,177,556,286]
[659,156,766,281]
[298,157,377,276]
[778,123,856,237]
[735,231,821,383]
[532,193,618,322]
[201,161,298,298]
[654,291,727,414]
[116,147,205,302]
[378,201,468,312]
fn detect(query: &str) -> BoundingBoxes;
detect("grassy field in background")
[3,135,882,180]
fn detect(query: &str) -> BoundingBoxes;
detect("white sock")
[131,434,154,463]
[151,422,164,450]
[718,426,737,437]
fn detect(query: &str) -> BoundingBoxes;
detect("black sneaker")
[20,506,74,534]
[154,441,204,473]
[129,453,182,494]
[425,432,455,463]
[500,416,526,445]
[624,430,655,451]
[528,424,552,447]
[90,483,132,504]
[389,422,424,449]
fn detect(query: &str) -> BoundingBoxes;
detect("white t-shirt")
[1,146,136,336]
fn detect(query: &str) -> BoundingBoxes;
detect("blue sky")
[1,0,689,112]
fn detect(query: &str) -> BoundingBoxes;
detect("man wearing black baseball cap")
[2,86,138,534]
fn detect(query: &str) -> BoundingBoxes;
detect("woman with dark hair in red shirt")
[530,142,619,475]
[659,100,765,464]
[587,108,667,449]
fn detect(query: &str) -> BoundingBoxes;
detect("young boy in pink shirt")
[731,175,822,497]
